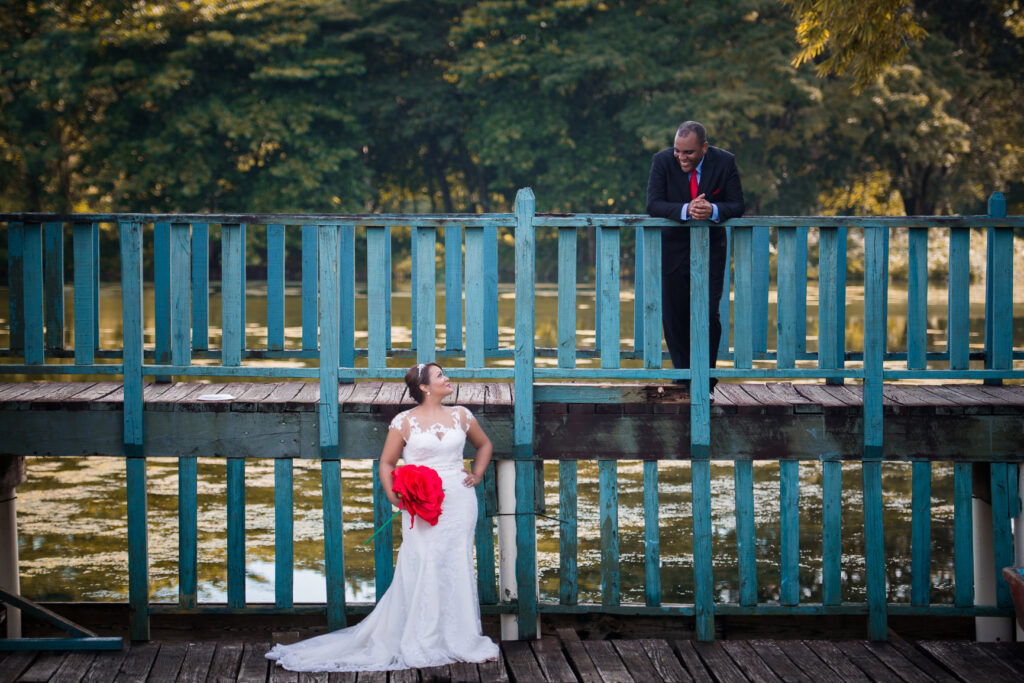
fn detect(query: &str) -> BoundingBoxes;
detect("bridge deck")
[2,380,1023,461]
[2,632,1023,682]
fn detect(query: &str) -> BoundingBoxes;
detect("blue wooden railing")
[1,190,1022,643]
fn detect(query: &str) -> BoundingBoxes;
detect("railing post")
[690,223,714,641]
[221,223,244,367]
[43,222,64,352]
[318,224,345,630]
[414,226,436,363]
[22,222,44,365]
[984,192,1011,385]
[120,220,149,640]
[73,222,96,365]
[154,222,171,381]
[828,226,847,385]
[512,188,538,640]
[445,223,463,353]
[191,223,209,352]
[776,226,797,368]
[8,222,24,355]
[752,226,770,358]
[862,224,887,640]
[267,224,285,352]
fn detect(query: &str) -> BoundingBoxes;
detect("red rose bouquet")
[364,465,445,545]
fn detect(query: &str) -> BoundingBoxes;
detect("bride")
[266,362,500,672]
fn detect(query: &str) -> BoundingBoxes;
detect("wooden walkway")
[2,632,1024,682]
[3,380,1023,461]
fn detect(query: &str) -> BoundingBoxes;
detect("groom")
[646,121,745,393]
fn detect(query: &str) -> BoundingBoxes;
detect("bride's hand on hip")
[463,471,482,487]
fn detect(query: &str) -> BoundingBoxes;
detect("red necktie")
[690,170,698,200]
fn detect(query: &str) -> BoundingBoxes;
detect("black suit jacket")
[646,145,745,274]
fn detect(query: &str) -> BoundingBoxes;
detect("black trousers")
[661,247,727,379]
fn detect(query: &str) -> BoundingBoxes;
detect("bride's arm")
[379,429,405,507]
[464,418,493,487]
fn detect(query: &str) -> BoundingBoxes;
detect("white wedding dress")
[266,405,499,672]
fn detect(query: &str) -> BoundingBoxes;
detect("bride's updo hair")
[405,362,441,404]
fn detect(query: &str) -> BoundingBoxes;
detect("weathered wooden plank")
[174,642,217,683]
[267,224,286,352]
[555,628,601,683]
[733,226,753,369]
[114,640,159,683]
[447,659,479,682]
[42,224,66,348]
[275,458,295,609]
[835,642,902,683]
[338,224,355,375]
[486,383,512,412]
[801,641,870,682]
[918,641,1019,682]
[321,459,346,630]
[474,460,497,604]
[414,225,436,363]
[418,664,449,682]
[612,640,661,682]
[222,223,244,366]
[371,459,394,601]
[672,640,714,683]
[366,227,388,369]
[8,221,25,355]
[464,226,486,369]
[690,642,748,683]
[144,643,188,683]
[747,640,812,682]
[885,635,958,683]
[734,458,757,607]
[269,662,299,683]
[582,640,634,682]
[773,641,847,683]
[862,641,941,683]
[720,641,783,682]
[227,457,246,609]
[475,654,510,683]
[47,651,97,682]
[556,228,578,369]
[170,222,192,371]
[387,669,418,683]
[822,458,843,606]
[558,460,578,606]
[766,383,821,413]
[178,455,198,609]
[779,459,800,606]
[82,648,129,683]
[954,462,974,608]
[777,226,797,369]
[598,225,620,369]
[980,643,1024,676]
[752,226,770,355]
[341,382,382,413]
[692,458,715,640]
[72,223,95,364]
[907,227,928,371]
[948,228,970,370]
[205,642,243,683]
[531,637,577,682]
[636,639,691,682]
[301,225,317,351]
[235,642,270,682]
[503,640,546,683]
[15,652,67,683]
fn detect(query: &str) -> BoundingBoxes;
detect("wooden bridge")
[1,191,1023,657]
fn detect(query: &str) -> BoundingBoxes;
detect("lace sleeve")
[389,410,409,441]
[456,406,476,432]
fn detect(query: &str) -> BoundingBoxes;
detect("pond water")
[3,281,1021,606]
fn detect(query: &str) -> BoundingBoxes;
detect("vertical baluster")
[634,225,644,353]
[411,227,417,349]
[795,226,807,354]
[990,463,1013,607]
[170,222,191,369]
[752,226,770,357]
[415,226,436,363]
[948,228,970,370]
[557,227,577,369]
[732,227,753,369]
[267,224,285,352]
[227,457,246,609]
[718,226,732,360]
[275,458,294,609]
[8,221,24,354]
[318,224,345,630]
[445,224,463,352]
[178,456,197,610]
[821,458,842,606]
[221,224,243,366]
[953,462,974,607]
[594,227,602,346]
[863,224,887,640]
[22,222,44,364]
[464,227,485,368]
[907,227,928,370]
[43,222,64,351]
[301,225,318,351]
[92,223,100,346]
[828,226,848,385]
[818,227,838,378]
[339,224,355,377]
[733,459,756,606]
[776,226,797,368]
[513,189,537,639]
[191,223,209,352]
[690,223,714,640]
[986,193,1012,385]
[599,460,619,607]
[598,226,620,369]
[642,225,662,369]
[559,460,578,605]
[485,225,499,353]
[385,226,392,353]
[366,227,388,369]
[372,460,394,599]
[476,462,498,604]
[910,461,932,607]
[643,460,660,607]
[120,220,149,640]
[780,460,800,606]
[73,222,96,364]
[154,222,171,380]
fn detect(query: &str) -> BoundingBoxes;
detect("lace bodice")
[388,406,475,471]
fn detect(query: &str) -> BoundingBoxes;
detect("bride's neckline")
[405,407,462,442]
